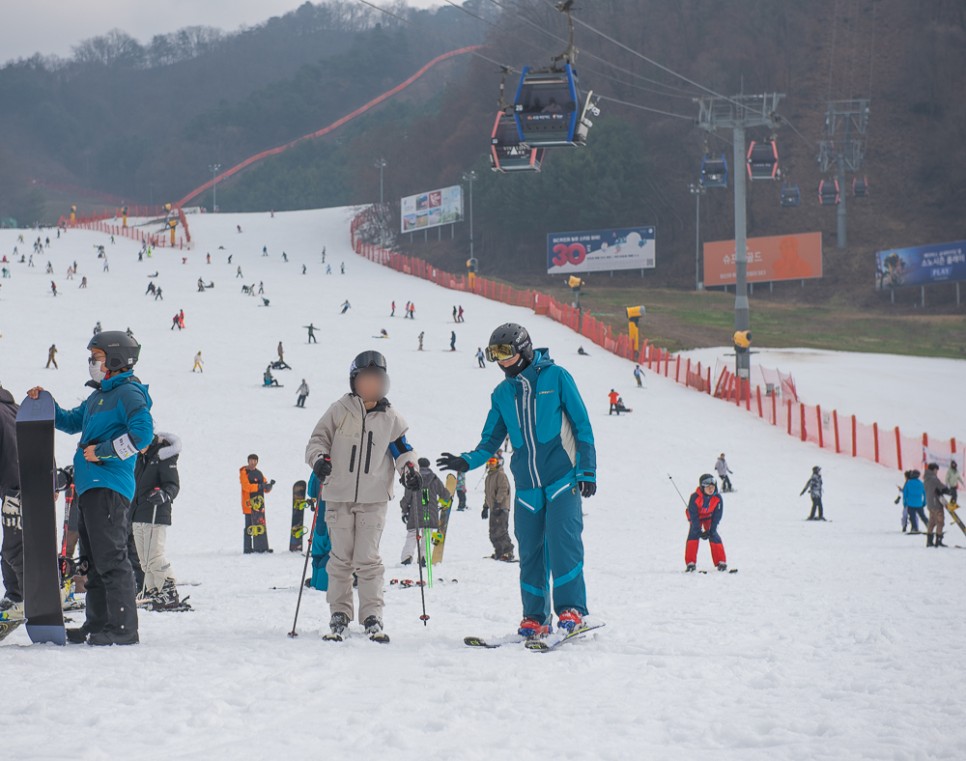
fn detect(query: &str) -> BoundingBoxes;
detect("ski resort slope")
[1,208,964,761]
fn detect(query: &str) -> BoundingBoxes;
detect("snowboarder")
[457,305,465,323]
[924,463,950,547]
[131,432,183,610]
[476,347,485,369]
[437,323,597,639]
[263,366,280,387]
[305,350,422,642]
[240,454,274,553]
[633,364,644,388]
[340,300,351,314]
[608,389,621,415]
[304,324,318,344]
[452,306,458,323]
[417,332,424,351]
[800,466,825,520]
[390,301,396,317]
[296,379,310,408]
[685,474,728,572]
[46,344,58,369]
[900,469,927,533]
[399,458,449,566]
[192,351,204,373]
[0,383,23,623]
[277,341,285,364]
[27,331,153,645]
[483,455,514,561]
[715,453,733,492]
[450,331,456,351]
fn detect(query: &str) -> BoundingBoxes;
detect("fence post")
[895,427,902,471]
[873,422,880,463]
[684,358,691,387]
[816,405,824,448]
[745,383,751,411]
[787,399,793,436]
[833,410,840,453]
[675,355,681,383]
[771,390,777,425]
[799,403,806,442]
[852,416,857,457]
[756,385,763,418]
[706,367,711,394]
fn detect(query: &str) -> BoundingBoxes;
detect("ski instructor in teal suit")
[438,323,596,639]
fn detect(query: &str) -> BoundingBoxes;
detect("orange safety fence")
[350,206,966,475]
[57,207,191,250]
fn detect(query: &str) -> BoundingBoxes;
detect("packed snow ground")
[1,208,965,760]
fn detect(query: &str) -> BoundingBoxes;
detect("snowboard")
[248,495,271,552]
[16,391,66,645]
[0,618,25,643]
[431,474,458,565]
[290,480,308,552]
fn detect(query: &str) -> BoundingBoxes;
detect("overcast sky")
[1,0,444,63]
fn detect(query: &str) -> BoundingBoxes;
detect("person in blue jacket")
[900,469,927,533]
[28,331,153,646]
[306,472,330,591]
[438,323,596,639]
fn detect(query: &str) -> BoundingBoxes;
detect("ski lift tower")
[695,93,784,399]
[819,99,870,249]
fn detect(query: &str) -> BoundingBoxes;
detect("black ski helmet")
[88,330,140,371]
[812,466,821,473]
[699,473,716,487]
[487,323,533,363]
[349,350,388,393]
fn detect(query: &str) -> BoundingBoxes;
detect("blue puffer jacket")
[902,478,926,509]
[461,349,596,491]
[54,372,154,500]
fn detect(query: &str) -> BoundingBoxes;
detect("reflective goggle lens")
[485,344,516,362]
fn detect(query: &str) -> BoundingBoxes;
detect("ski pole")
[416,529,429,625]
[287,493,321,638]
[667,474,688,508]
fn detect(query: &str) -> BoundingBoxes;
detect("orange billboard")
[703,232,823,286]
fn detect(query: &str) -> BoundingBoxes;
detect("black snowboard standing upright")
[16,391,66,645]
[290,480,307,552]
[249,495,271,552]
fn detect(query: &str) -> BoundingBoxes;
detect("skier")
[437,323,597,639]
[457,305,465,323]
[633,364,644,388]
[685,474,728,572]
[0,383,23,622]
[483,455,514,561]
[131,432,183,610]
[277,341,285,364]
[800,466,825,520]
[476,347,485,369]
[50,281,57,297]
[93,321,102,336]
[452,306,458,323]
[178,310,185,329]
[399,458,449,566]
[924,463,951,547]
[296,379,310,408]
[390,301,396,317]
[417,332,424,351]
[900,469,927,533]
[79,276,87,289]
[46,344,58,369]
[455,471,467,511]
[236,266,243,279]
[170,313,182,331]
[27,331,153,646]
[240,454,274,553]
[340,263,344,274]
[945,460,963,504]
[340,300,351,314]
[305,350,422,642]
[192,351,204,373]
[450,331,456,352]
[715,453,734,492]
[304,324,318,344]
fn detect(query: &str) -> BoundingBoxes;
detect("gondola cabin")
[699,154,729,189]
[819,178,840,206]
[489,112,544,173]
[746,140,780,180]
[852,176,869,197]
[513,64,593,148]
[780,182,801,207]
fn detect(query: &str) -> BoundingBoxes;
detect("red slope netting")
[56,206,190,250]
[350,207,966,474]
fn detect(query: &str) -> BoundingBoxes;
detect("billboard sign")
[703,232,823,286]
[875,240,966,289]
[546,226,656,274]
[400,185,463,233]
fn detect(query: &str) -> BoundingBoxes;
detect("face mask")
[500,355,530,378]
[89,359,106,383]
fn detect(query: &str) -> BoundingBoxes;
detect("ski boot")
[518,617,550,640]
[66,625,90,644]
[498,552,515,562]
[401,557,413,566]
[88,629,139,647]
[0,597,24,621]
[716,562,729,572]
[557,609,583,633]
[136,587,159,608]
[936,533,947,548]
[363,615,389,644]
[685,563,696,573]
[151,579,186,611]
[323,612,350,641]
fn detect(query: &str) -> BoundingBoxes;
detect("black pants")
[808,496,824,519]
[908,507,928,532]
[1,522,23,603]
[78,489,138,635]
[721,475,732,492]
[296,395,307,408]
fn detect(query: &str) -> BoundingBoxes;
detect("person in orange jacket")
[240,454,274,553]
[608,389,621,415]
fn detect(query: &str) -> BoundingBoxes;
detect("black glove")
[313,455,332,480]
[700,530,710,540]
[482,505,489,520]
[147,488,171,506]
[578,481,596,498]
[437,452,469,472]
[269,479,276,487]
[403,463,421,491]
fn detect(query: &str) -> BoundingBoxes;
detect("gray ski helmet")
[349,350,388,393]
[487,323,533,363]
[88,330,140,371]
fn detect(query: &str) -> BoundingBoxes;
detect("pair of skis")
[464,622,605,652]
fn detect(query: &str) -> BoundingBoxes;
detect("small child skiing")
[438,323,596,640]
[305,350,421,642]
[899,469,927,533]
[800,466,825,520]
[685,474,728,572]
[399,458,449,566]
[483,455,514,561]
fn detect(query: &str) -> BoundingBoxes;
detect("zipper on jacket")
[354,397,367,503]
[364,431,374,473]
[349,445,357,473]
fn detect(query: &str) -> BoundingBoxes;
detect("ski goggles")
[485,343,517,362]
[700,476,716,487]
[486,457,502,469]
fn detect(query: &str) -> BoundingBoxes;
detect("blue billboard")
[547,226,656,274]
[875,239,966,289]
